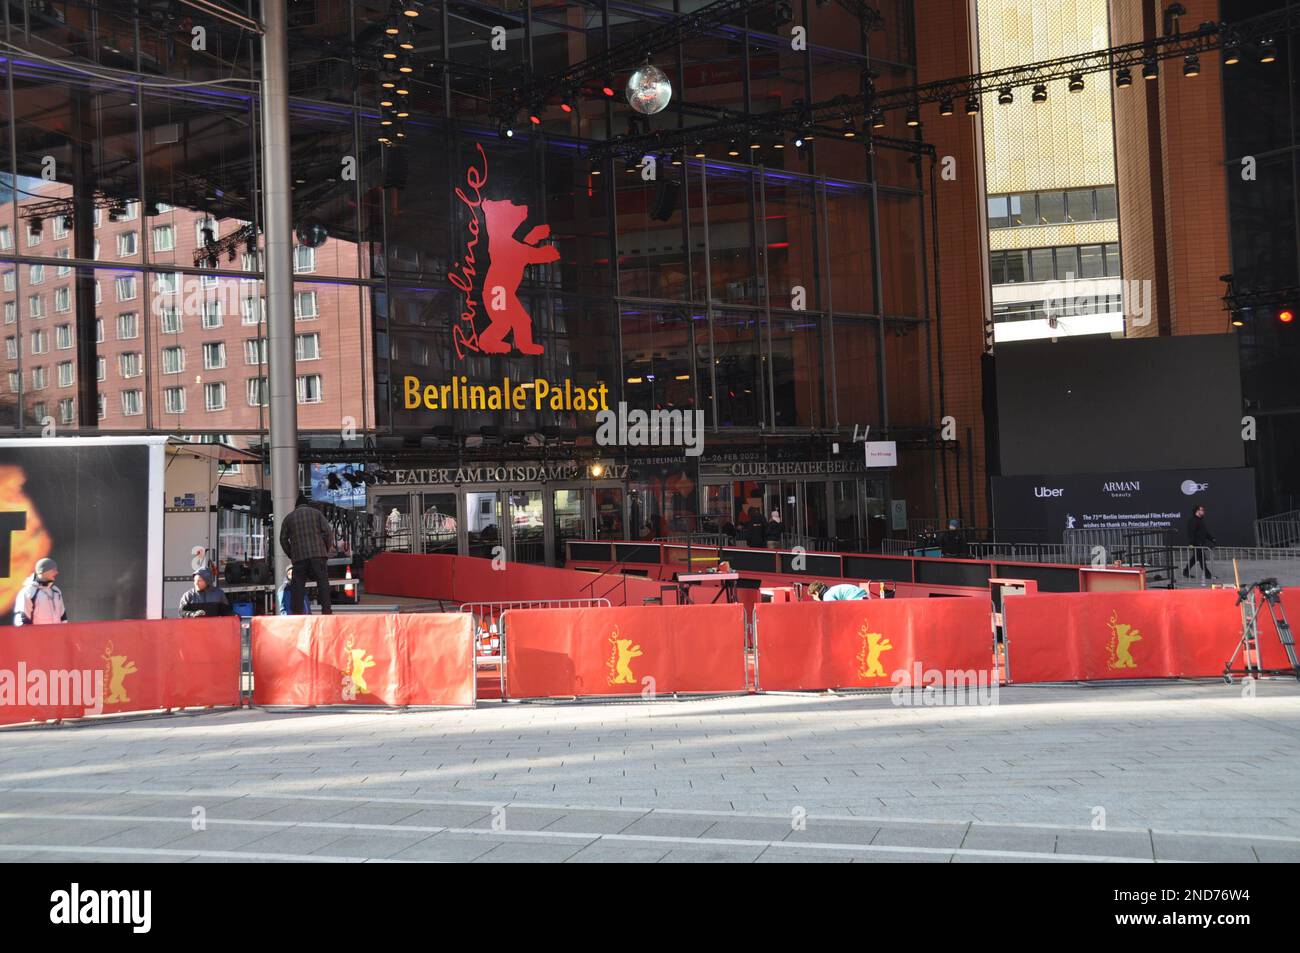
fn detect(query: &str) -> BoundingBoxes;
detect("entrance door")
[593,487,625,541]
[551,487,585,566]
[418,492,458,555]
[374,494,414,552]
[465,490,503,559]
[505,487,546,564]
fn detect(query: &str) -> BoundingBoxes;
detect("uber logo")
[1034,486,1064,498]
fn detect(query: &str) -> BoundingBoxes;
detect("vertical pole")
[261,0,298,581]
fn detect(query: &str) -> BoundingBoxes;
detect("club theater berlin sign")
[402,143,610,415]
[991,467,1257,545]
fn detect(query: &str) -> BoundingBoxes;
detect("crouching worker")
[807,579,871,601]
[179,568,233,617]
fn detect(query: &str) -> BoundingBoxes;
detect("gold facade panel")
[989,221,1120,251]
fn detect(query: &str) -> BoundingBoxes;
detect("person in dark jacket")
[179,568,233,617]
[280,495,335,615]
[765,510,784,549]
[744,508,767,548]
[1183,505,1216,579]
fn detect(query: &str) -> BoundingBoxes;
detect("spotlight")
[1259,39,1277,63]
[1183,54,1199,76]
[498,122,514,139]
[841,116,856,138]
[964,95,980,115]
[1231,313,1244,327]
[772,138,785,150]
[727,139,740,156]
[381,114,393,126]
[1142,58,1158,80]
[384,17,400,36]
[29,216,42,237]
[671,151,683,166]
[395,85,409,95]
[381,76,396,89]
[1031,83,1047,103]
[793,135,805,148]
[398,53,413,73]
[623,155,638,174]
[245,234,257,255]
[398,31,414,51]
[381,40,398,60]
[939,98,953,117]
[1068,73,1084,92]
[380,96,394,107]
[396,108,409,118]
[1223,45,1240,65]
[589,156,602,176]
[400,0,419,16]
[905,105,920,127]
[601,83,615,97]
[997,86,1013,105]
[559,101,573,113]
[529,113,541,125]
[870,110,885,129]
[692,143,706,158]
[750,130,762,149]
[1116,67,1132,87]
[1281,308,1295,324]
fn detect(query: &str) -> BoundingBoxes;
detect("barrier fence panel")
[0,617,241,727]
[251,613,474,708]
[503,603,746,700]
[753,599,995,692]
[1000,588,1298,682]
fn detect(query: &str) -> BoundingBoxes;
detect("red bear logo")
[478,199,559,355]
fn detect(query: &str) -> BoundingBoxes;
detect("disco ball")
[626,64,672,115]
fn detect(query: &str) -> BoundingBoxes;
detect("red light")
[560,103,572,113]
[1281,309,1295,324]
[529,114,541,124]
[601,86,615,97]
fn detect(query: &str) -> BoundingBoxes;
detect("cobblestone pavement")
[2,681,1299,862]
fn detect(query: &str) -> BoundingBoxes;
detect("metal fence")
[1255,510,1300,548]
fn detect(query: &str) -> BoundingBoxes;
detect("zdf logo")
[1180,480,1209,496]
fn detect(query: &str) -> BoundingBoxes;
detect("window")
[198,261,219,287]
[155,272,180,294]
[54,287,71,312]
[4,336,15,359]
[97,356,105,381]
[95,279,101,302]
[8,371,19,393]
[32,401,46,421]
[163,387,186,414]
[55,324,72,349]
[121,390,143,416]
[1055,246,1080,280]
[1037,192,1066,225]
[1029,249,1054,282]
[247,377,269,406]
[95,317,104,342]
[202,300,222,329]
[29,264,43,284]
[0,226,10,249]
[31,366,47,390]
[117,231,138,256]
[115,275,137,301]
[117,312,139,339]
[30,329,48,354]
[120,352,142,378]
[28,294,43,318]
[151,225,175,252]
[241,296,265,325]
[241,252,262,272]
[295,333,320,361]
[160,306,182,334]
[205,382,226,411]
[93,208,102,229]
[56,248,71,276]
[121,202,139,221]
[1003,249,1028,283]
[296,374,323,403]
[244,338,267,365]
[203,342,226,369]
[1104,243,1120,277]
[162,346,184,374]
[987,196,1009,229]
[155,202,173,213]
[26,224,41,247]
[98,394,106,419]
[2,271,14,291]
[294,291,318,319]
[1097,186,1118,221]
[195,219,218,245]
[1008,193,1034,227]
[293,245,316,273]
[1065,189,1097,223]
[52,216,67,240]
[4,302,14,324]
[58,398,74,424]
[57,361,73,387]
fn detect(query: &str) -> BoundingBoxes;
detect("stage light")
[1223,44,1240,65]
[399,34,414,52]
[871,109,885,128]
[380,97,394,107]
[395,85,409,95]
[400,0,419,16]
[841,116,856,137]
[1068,73,1084,92]
[964,95,980,115]
[589,463,605,478]
[727,139,740,156]
[623,155,638,173]
[560,101,573,113]
[227,246,236,262]
[1142,58,1158,80]
[1183,54,1200,76]
[671,151,683,166]
[997,86,1013,105]
[1260,39,1277,63]
[62,214,73,230]
[381,114,393,126]
[750,130,763,149]
[398,53,413,73]
[28,216,42,237]
[381,39,398,60]
[905,106,920,127]
[1116,67,1132,87]
[1031,83,1047,103]
[692,143,707,158]
[589,156,602,176]
[601,83,615,97]
[381,76,395,89]
[939,98,953,117]
[498,122,514,139]
[395,108,409,118]
[1231,313,1244,327]
[384,17,400,36]
[793,135,804,148]
[1280,309,1295,324]
[201,226,215,246]
[529,113,541,124]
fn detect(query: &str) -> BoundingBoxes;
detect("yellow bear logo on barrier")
[348,647,376,694]
[856,624,893,679]
[606,627,644,686]
[1106,610,1141,670]
[102,642,137,705]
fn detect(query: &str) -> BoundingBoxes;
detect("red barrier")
[503,604,745,699]
[754,599,994,691]
[0,618,240,727]
[362,551,456,600]
[1001,588,1298,682]
[252,613,474,708]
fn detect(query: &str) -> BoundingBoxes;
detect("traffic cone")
[344,565,355,599]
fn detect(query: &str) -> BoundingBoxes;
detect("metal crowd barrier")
[460,598,612,699]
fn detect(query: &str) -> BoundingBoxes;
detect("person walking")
[178,568,233,617]
[280,495,335,615]
[1183,504,1216,580]
[13,557,67,625]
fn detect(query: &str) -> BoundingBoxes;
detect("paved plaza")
[1,681,1299,862]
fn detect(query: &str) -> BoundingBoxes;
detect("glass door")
[375,494,413,552]
[831,479,860,550]
[506,488,546,564]
[593,487,625,540]
[419,492,458,555]
[465,490,503,559]
[551,488,585,566]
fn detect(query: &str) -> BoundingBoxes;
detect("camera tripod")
[1223,575,1300,684]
